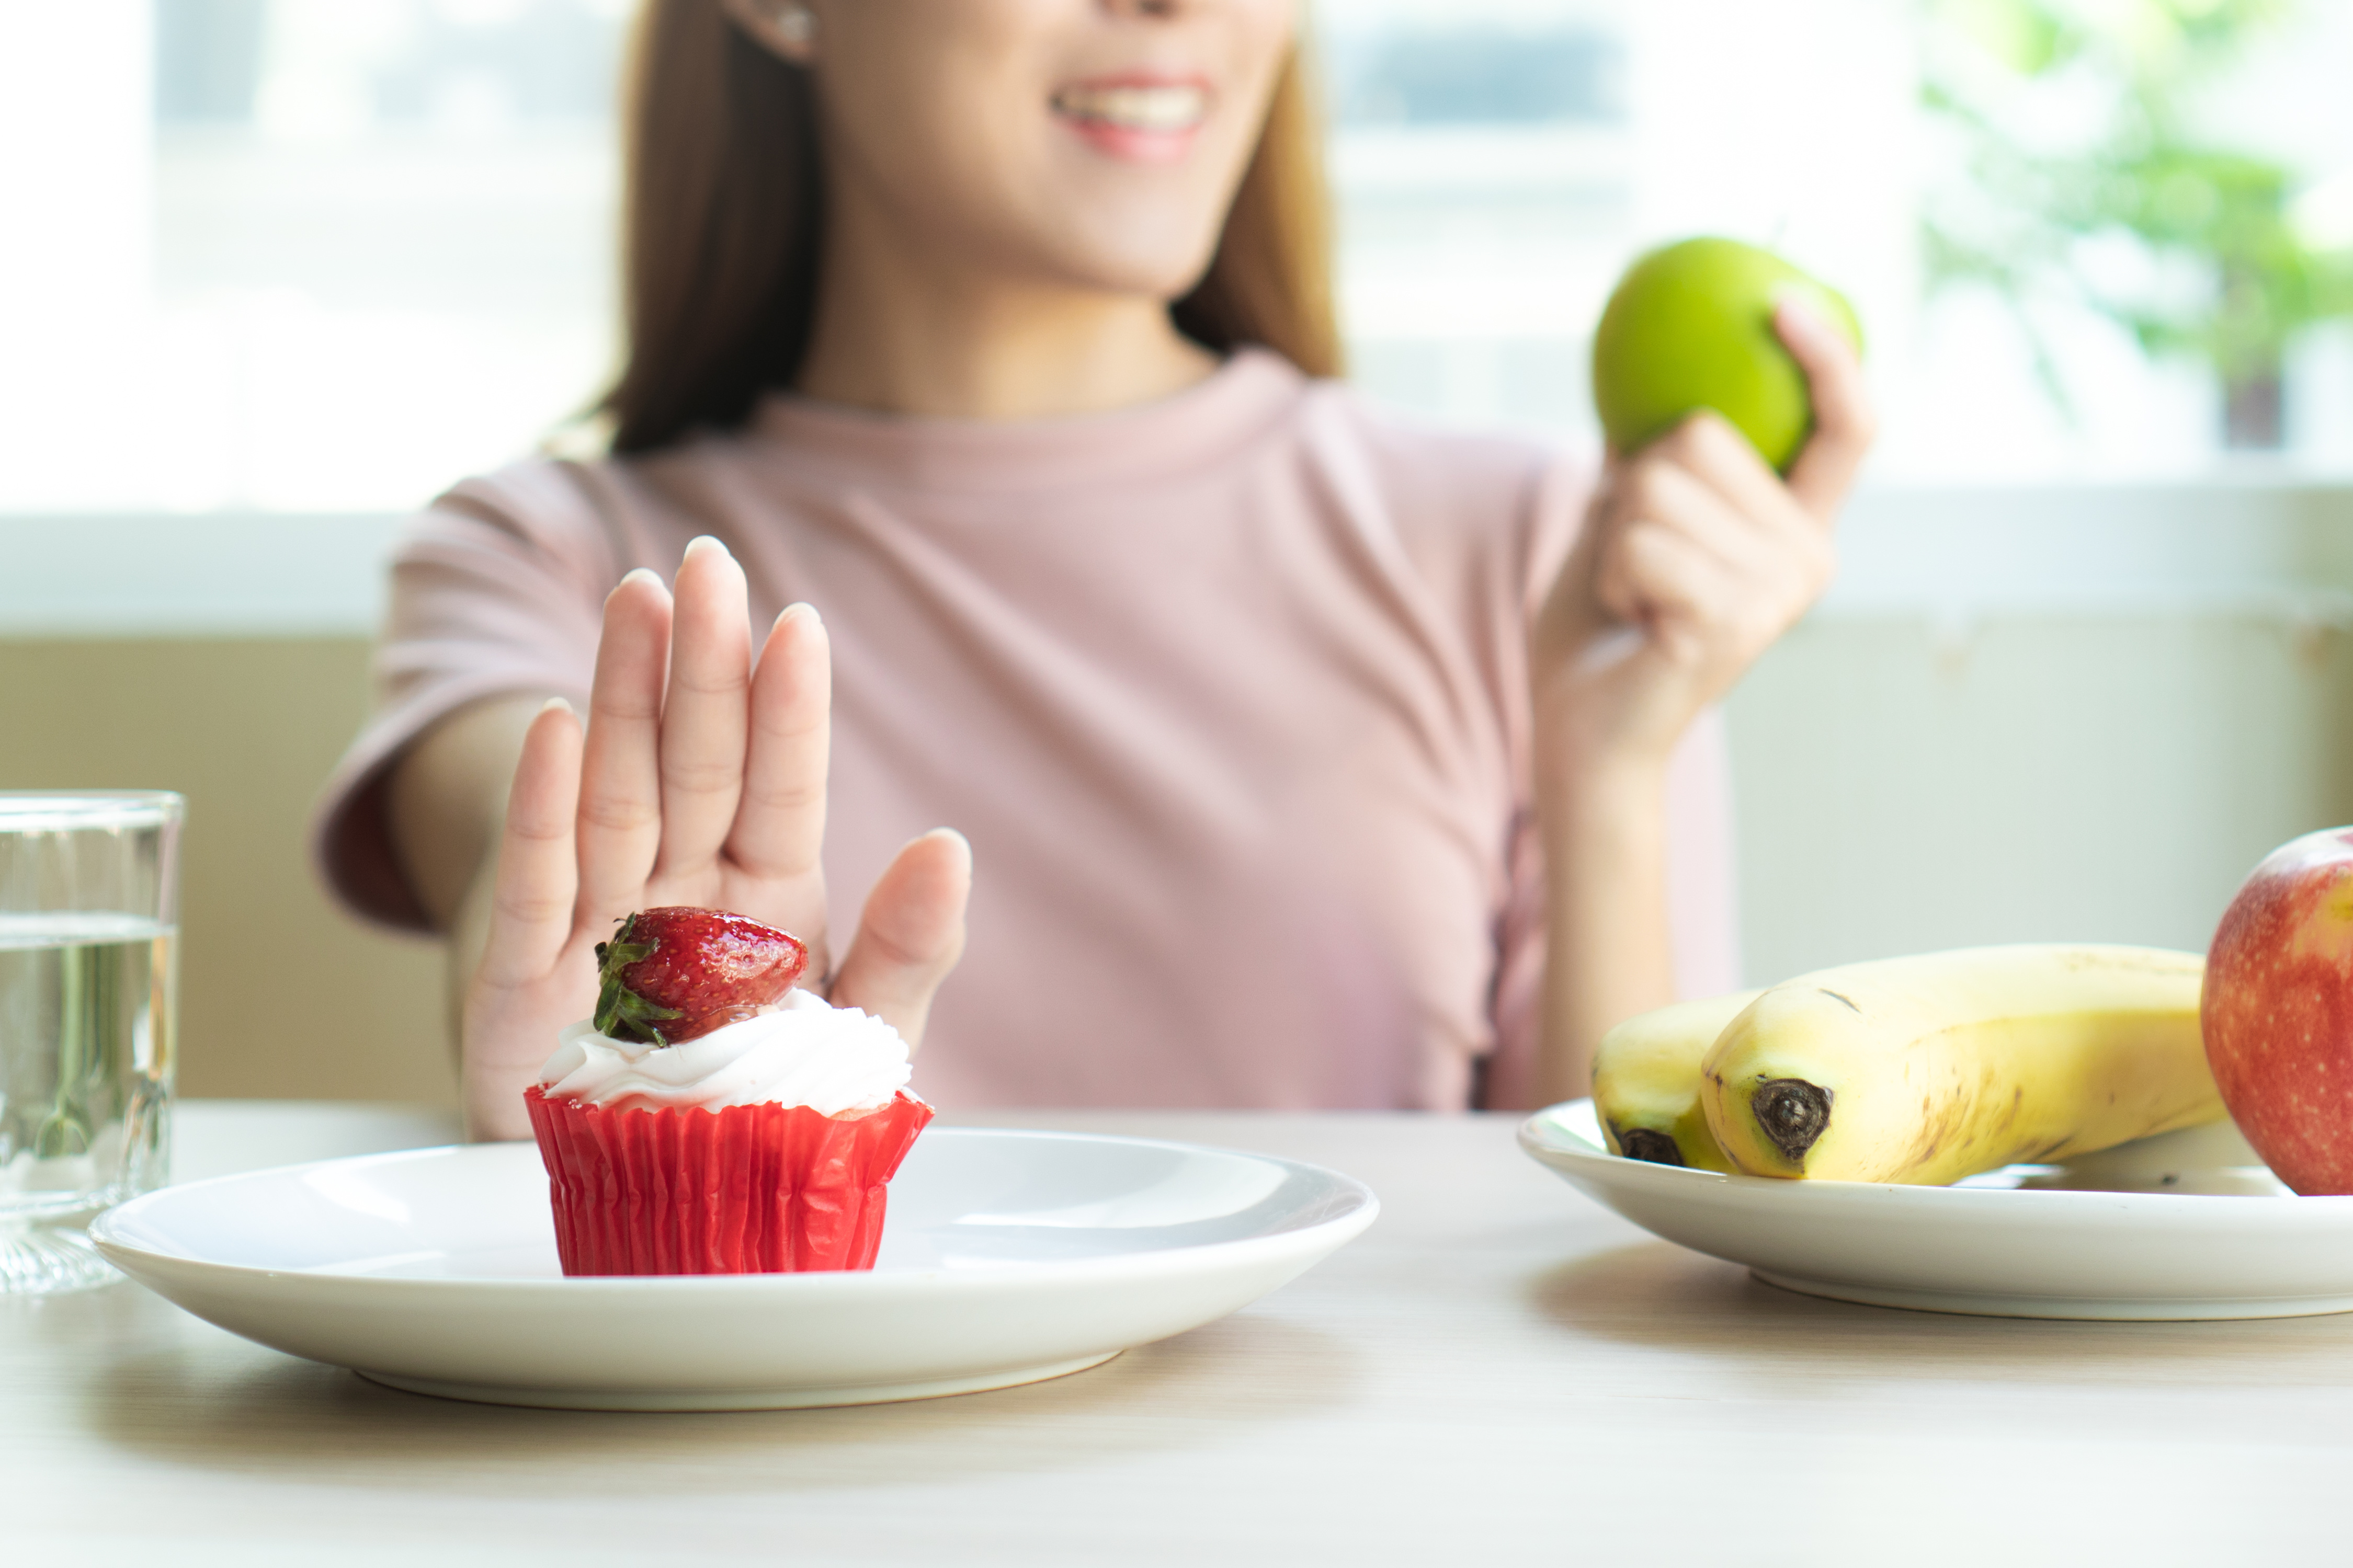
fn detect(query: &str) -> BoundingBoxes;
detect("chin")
[1038,211,1228,303]
[1082,249,1222,304]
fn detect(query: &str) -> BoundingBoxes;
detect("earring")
[771,1,815,49]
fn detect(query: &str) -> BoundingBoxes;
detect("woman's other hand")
[461,537,970,1139]
[1533,297,1874,769]
[1509,300,1873,1110]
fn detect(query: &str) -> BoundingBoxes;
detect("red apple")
[2203,826,2353,1194]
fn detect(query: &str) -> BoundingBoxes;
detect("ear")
[719,0,820,66]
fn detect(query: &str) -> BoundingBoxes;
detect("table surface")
[10,1101,2353,1565]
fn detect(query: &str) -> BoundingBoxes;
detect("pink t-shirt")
[314,350,1736,1109]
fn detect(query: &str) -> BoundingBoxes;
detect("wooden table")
[10,1101,2353,1564]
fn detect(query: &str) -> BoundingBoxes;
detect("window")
[3,0,2349,518]
[3,0,626,512]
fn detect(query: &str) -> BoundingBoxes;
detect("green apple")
[1590,237,1863,472]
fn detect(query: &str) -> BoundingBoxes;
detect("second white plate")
[92,1126,1378,1409]
[1520,1098,2353,1320]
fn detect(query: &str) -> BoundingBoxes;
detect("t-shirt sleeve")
[1485,454,1744,1094]
[309,461,621,932]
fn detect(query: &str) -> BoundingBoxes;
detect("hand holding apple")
[1536,271,1874,775]
[2203,827,2353,1195]
[1516,245,1875,1109]
[1591,236,1865,472]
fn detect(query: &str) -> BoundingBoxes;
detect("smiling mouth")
[1050,83,1210,135]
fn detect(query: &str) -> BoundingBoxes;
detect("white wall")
[1728,482,2353,981]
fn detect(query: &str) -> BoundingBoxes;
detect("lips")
[1051,77,1211,164]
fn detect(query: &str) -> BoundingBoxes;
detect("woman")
[314,0,1871,1139]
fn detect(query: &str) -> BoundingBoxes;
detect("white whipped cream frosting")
[537,989,912,1116]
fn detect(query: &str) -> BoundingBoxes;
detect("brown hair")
[601,2,1341,455]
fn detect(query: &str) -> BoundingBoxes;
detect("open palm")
[461,537,970,1139]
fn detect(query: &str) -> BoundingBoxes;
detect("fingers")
[575,568,670,919]
[1604,518,1759,669]
[827,829,972,1051]
[1570,411,1839,717]
[1594,424,1833,619]
[1776,295,1877,519]
[478,699,584,989]
[1650,408,1804,539]
[729,601,832,888]
[1595,448,1771,620]
[653,536,754,884]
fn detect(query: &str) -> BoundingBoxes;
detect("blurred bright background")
[4,0,2353,1103]
[6,0,2352,511]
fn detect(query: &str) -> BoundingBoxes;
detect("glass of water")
[0,793,180,1294]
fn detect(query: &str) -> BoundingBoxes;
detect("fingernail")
[684,534,731,562]
[1773,289,1829,338]
[613,566,663,594]
[539,696,575,718]
[776,600,822,632]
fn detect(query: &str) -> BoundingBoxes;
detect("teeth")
[1053,84,1207,133]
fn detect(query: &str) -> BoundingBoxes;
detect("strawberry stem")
[592,913,684,1045]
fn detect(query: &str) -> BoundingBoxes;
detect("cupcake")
[524,907,933,1276]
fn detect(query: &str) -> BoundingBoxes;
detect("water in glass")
[0,794,180,1292]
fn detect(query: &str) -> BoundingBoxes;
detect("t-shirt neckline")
[747,347,1309,495]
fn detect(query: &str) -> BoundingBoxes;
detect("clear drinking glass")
[0,793,180,1294]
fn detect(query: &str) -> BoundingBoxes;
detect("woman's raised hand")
[1533,298,1875,770]
[461,536,971,1139]
[1508,300,1874,1109]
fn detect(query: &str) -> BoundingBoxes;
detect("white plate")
[1519,1097,2353,1320]
[90,1127,1378,1410]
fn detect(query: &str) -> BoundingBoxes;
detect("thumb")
[826,828,972,1050]
[1775,294,1875,520]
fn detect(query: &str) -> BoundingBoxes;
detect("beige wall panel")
[0,637,453,1105]
[1727,609,2353,985]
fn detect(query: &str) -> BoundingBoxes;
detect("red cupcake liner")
[524,1086,934,1276]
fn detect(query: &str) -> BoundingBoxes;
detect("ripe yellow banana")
[1701,944,2220,1185]
[1592,990,1763,1172]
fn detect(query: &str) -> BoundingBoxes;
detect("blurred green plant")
[1920,0,2353,446]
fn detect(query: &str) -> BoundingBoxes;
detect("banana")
[1700,944,2220,1185]
[1592,990,1763,1171]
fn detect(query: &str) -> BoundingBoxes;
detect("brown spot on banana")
[1753,1078,1835,1163]
[1617,1128,1685,1166]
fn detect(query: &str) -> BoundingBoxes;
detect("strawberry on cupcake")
[525,906,934,1276]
